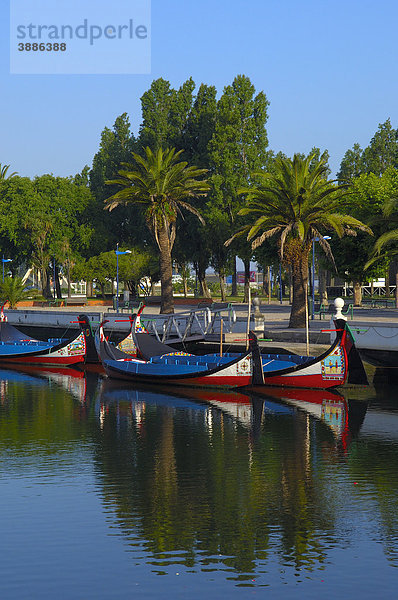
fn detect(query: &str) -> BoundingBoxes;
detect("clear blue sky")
[2,0,398,178]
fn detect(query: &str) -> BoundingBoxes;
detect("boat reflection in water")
[0,364,88,405]
[251,385,368,450]
[95,379,369,448]
[4,363,397,593]
[96,379,297,441]
[0,362,368,449]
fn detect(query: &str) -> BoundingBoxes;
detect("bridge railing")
[141,304,237,344]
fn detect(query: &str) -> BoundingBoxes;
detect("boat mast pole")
[246,286,251,351]
[305,282,309,356]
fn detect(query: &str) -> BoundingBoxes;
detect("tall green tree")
[105,147,209,313]
[338,119,398,183]
[138,78,195,151]
[333,169,398,304]
[89,113,137,254]
[0,175,93,298]
[208,74,269,298]
[236,154,371,328]
[174,83,218,298]
[337,143,364,182]
[362,118,398,175]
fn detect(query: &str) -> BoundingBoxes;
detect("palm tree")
[105,147,209,313]
[234,154,371,328]
[0,276,36,309]
[0,164,17,181]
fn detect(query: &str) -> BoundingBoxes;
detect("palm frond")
[251,227,282,250]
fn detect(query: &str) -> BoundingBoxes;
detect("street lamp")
[311,236,331,320]
[115,244,131,313]
[2,256,12,283]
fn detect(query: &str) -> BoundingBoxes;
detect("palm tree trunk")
[262,263,268,296]
[319,268,328,305]
[289,253,309,328]
[183,273,188,298]
[158,225,174,314]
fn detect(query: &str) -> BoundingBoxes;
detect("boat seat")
[262,359,297,372]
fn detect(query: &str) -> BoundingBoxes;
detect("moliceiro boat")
[0,320,86,366]
[252,319,368,389]
[96,315,367,389]
[95,319,257,388]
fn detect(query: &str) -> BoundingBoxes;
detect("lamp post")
[2,256,12,283]
[115,244,131,313]
[311,236,331,319]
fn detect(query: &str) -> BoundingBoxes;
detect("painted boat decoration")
[116,303,147,355]
[78,307,146,364]
[0,310,86,366]
[132,316,368,389]
[95,319,259,389]
[252,319,368,389]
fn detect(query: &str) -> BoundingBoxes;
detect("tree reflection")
[92,386,365,577]
[1,368,398,581]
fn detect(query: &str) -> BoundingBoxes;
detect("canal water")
[0,365,397,599]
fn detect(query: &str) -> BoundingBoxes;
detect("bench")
[313,302,353,320]
[197,300,213,309]
[64,296,87,306]
[361,299,373,308]
[212,302,231,310]
[119,300,144,313]
[107,299,144,313]
[197,301,231,311]
[312,303,328,319]
[361,298,395,308]
[47,298,65,307]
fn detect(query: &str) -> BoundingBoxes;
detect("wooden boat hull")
[259,342,346,388]
[102,353,253,389]
[0,332,86,365]
[0,319,86,366]
[97,316,368,391]
[247,319,368,389]
[131,311,367,390]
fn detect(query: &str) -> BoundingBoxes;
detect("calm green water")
[0,366,397,599]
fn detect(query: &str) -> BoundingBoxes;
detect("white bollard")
[334,297,346,321]
[252,295,265,332]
